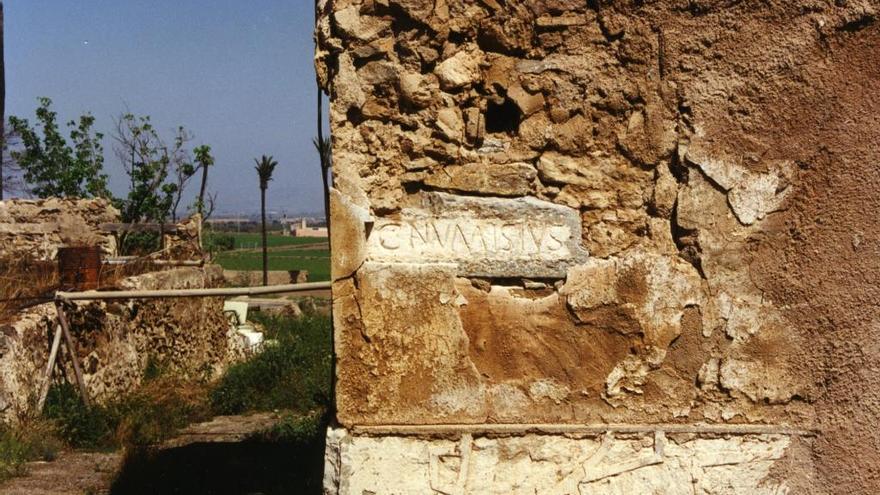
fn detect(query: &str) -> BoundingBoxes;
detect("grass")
[42,370,212,450]
[214,247,331,281]
[0,256,57,323]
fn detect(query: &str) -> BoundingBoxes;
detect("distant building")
[291,218,328,238]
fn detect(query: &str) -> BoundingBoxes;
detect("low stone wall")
[222,270,310,287]
[0,198,119,260]
[0,266,248,421]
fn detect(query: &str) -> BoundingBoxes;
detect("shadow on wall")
[109,437,326,495]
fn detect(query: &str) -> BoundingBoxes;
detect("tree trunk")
[260,186,268,286]
[318,89,330,235]
[198,161,209,216]
[1,2,5,200]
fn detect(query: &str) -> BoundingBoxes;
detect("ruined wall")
[318,0,879,493]
[0,267,248,421]
[0,198,119,259]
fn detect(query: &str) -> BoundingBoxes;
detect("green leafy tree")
[8,97,110,198]
[112,113,211,253]
[254,155,277,286]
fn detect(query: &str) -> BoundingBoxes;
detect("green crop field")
[210,233,331,281]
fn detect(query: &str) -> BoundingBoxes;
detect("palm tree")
[254,155,277,286]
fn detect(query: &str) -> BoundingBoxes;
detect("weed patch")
[210,314,331,415]
[0,420,63,483]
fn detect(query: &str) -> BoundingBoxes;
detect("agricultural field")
[206,232,330,281]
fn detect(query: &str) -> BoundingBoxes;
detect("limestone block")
[324,429,802,494]
[562,249,704,397]
[423,162,535,197]
[436,106,465,142]
[508,84,545,117]
[330,189,371,281]
[335,262,486,426]
[365,192,589,278]
[399,72,435,109]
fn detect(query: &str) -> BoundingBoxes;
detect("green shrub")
[204,233,235,253]
[43,370,211,449]
[210,314,331,416]
[43,383,113,449]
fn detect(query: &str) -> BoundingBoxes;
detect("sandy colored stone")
[330,188,370,281]
[423,162,535,197]
[335,262,485,426]
[0,267,247,422]
[434,48,482,90]
[325,429,803,494]
[319,1,880,491]
[0,198,119,260]
[364,192,589,278]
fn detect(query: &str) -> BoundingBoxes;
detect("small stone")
[435,107,465,142]
[434,48,482,90]
[399,72,435,109]
[507,84,545,117]
[464,107,486,144]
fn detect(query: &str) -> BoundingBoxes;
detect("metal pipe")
[55,281,332,301]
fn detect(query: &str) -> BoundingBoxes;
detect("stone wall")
[0,267,248,421]
[318,0,880,493]
[0,198,119,260]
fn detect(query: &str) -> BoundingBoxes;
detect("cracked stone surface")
[319,0,880,492]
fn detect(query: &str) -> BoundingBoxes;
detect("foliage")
[113,113,193,224]
[254,155,278,190]
[7,97,110,198]
[0,420,62,483]
[193,144,214,217]
[210,314,331,415]
[203,232,235,253]
[252,410,326,444]
[42,383,113,449]
[110,374,210,447]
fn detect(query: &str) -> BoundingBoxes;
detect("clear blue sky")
[6,0,327,216]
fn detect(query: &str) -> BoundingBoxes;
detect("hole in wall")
[485,98,522,134]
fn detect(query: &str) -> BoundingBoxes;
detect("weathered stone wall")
[0,198,119,259]
[0,266,248,421]
[319,0,879,493]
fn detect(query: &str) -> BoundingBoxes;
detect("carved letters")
[364,192,589,277]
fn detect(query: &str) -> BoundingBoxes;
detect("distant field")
[204,231,326,249]
[209,232,330,281]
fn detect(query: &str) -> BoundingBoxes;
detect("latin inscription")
[369,219,572,259]
[363,191,589,277]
